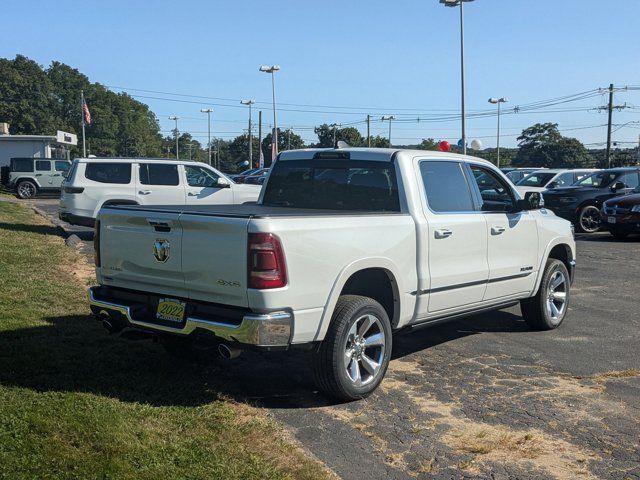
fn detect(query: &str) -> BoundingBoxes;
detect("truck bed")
[107,203,407,218]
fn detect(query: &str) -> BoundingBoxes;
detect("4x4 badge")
[153,239,170,262]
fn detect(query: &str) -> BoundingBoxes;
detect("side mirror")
[516,191,544,211]
[611,181,625,192]
[216,178,231,189]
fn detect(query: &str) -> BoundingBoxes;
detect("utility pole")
[599,84,629,168]
[169,116,180,160]
[258,111,263,168]
[241,100,255,167]
[381,116,395,147]
[187,142,193,160]
[330,123,338,146]
[605,84,614,168]
[200,108,213,165]
[367,114,371,147]
[287,128,292,150]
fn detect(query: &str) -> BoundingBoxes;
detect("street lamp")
[169,116,180,160]
[259,65,280,161]
[329,123,339,146]
[488,97,508,168]
[241,100,255,166]
[200,108,213,166]
[439,0,474,155]
[381,116,396,146]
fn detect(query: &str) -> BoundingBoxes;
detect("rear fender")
[93,197,139,218]
[313,257,412,342]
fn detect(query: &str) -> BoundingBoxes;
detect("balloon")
[470,139,483,150]
[457,139,465,149]
[438,141,451,152]
[242,160,250,166]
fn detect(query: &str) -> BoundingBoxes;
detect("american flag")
[82,98,91,125]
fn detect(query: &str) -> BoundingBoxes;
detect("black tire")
[521,259,570,331]
[313,295,392,401]
[16,180,37,199]
[577,205,601,233]
[610,230,629,240]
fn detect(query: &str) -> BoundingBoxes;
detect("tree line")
[1,55,636,172]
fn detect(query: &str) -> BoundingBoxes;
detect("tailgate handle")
[147,219,172,232]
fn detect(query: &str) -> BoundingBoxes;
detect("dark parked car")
[601,186,640,238]
[542,167,640,233]
[502,168,541,184]
[230,167,260,183]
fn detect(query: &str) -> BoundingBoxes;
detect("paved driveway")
[23,196,640,479]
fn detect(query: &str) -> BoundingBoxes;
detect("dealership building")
[0,123,78,168]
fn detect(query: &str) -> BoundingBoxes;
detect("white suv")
[59,158,260,227]
[515,169,597,197]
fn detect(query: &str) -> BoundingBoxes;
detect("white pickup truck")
[89,148,575,400]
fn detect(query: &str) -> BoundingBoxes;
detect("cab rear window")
[263,160,400,211]
[85,163,132,184]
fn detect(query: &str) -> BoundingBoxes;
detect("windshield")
[576,171,617,188]
[517,172,557,187]
[262,159,400,211]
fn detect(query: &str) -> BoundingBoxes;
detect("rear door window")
[10,159,33,172]
[35,160,51,171]
[85,163,132,184]
[420,161,475,213]
[139,163,180,186]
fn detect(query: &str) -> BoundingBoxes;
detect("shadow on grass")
[0,308,529,409]
[0,222,64,236]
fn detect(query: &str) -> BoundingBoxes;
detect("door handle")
[139,190,152,195]
[434,228,453,239]
[491,226,506,235]
[35,174,42,177]
[187,192,198,196]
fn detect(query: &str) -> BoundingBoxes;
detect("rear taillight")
[94,219,101,267]
[63,186,84,194]
[248,233,287,289]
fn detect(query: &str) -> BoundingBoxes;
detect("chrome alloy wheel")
[545,270,567,321]
[18,182,36,199]
[344,314,386,386]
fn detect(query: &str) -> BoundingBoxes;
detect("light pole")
[259,65,280,161]
[169,116,180,160]
[439,0,474,155]
[488,97,508,168]
[200,108,213,165]
[286,128,293,150]
[329,123,339,146]
[381,116,396,146]
[241,100,255,166]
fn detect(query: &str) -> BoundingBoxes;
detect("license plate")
[156,298,186,323]
[608,216,617,224]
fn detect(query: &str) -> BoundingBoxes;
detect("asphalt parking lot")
[27,197,640,479]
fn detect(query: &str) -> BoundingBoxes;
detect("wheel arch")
[532,239,575,295]
[14,177,40,189]
[314,259,404,342]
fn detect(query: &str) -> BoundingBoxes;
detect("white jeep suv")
[59,158,260,227]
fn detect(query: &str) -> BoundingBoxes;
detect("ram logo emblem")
[153,239,170,263]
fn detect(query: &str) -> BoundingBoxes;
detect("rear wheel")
[313,295,392,401]
[16,180,37,199]
[521,259,570,330]
[577,205,601,233]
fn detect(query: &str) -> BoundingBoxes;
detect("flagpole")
[81,90,86,157]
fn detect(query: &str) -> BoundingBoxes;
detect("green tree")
[417,138,439,151]
[514,123,593,168]
[260,129,305,166]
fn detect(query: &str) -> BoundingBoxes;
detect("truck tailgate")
[180,213,250,307]
[99,209,187,297]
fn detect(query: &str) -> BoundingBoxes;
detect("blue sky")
[2,0,639,148]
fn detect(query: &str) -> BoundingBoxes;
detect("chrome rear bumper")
[88,286,292,347]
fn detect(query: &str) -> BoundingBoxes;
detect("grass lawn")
[0,200,328,480]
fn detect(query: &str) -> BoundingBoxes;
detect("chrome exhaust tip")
[99,310,124,334]
[218,343,241,359]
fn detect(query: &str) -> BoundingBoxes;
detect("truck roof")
[277,147,495,167]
